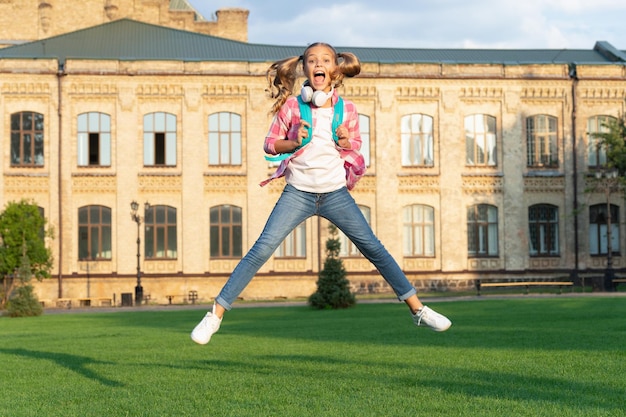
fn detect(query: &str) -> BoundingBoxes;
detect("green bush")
[5,284,42,317]
[309,224,355,309]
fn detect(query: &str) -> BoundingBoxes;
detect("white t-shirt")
[285,107,346,193]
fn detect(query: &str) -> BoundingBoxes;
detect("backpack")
[265,96,344,162]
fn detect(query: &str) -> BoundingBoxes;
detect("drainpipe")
[56,62,66,297]
[569,63,580,283]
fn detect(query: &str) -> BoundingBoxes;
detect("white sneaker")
[413,306,451,332]
[191,304,222,345]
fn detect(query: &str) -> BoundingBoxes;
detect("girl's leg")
[214,185,316,314]
[319,187,416,303]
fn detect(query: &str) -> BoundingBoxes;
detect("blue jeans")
[215,184,417,310]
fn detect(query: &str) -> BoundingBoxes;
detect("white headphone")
[301,82,334,107]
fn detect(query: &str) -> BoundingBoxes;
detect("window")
[587,115,615,168]
[359,114,371,167]
[401,114,434,166]
[143,112,176,166]
[526,115,558,167]
[78,112,111,166]
[467,204,498,257]
[275,222,306,257]
[11,111,44,166]
[403,205,435,256]
[78,205,112,260]
[210,205,242,258]
[528,204,559,256]
[339,205,371,257]
[145,205,177,259]
[465,114,497,166]
[589,204,620,256]
[209,112,242,165]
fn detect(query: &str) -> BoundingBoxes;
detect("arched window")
[143,112,176,166]
[403,204,435,257]
[145,205,177,259]
[526,115,558,167]
[78,112,111,166]
[587,115,615,168]
[467,204,498,257]
[528,204,559,256]
[11,111,44,166]
[465,114,497,166]
[589,204,620,256]
[401,113,434,166]
[210,205,242,258]
[209,112,242,165]
[78,205,112,260]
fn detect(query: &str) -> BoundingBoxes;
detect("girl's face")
[303,44,337,92]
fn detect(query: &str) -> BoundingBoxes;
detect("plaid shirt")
[260,91,366,190]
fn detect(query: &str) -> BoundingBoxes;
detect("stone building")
[0,0,624,307]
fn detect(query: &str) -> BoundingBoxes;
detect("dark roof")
[0,18,623,67]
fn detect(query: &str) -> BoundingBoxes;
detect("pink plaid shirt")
[260,91,366,190]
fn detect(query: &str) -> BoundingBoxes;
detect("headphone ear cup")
[301,85,313,102]
[311,91,327,107]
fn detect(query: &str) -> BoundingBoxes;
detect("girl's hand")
[335,125,351,149]
[296,119,310,146]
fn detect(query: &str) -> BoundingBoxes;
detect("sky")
[187,0,626,50]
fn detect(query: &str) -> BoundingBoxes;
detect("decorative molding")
[4,175,49,194]
[396,86,440,99]
[462,174,503,194]
[203,84,248,96]
[204,174,247,193]
[184,87,201,111]
[209,259,239,273]
[118,87,135,111]
[529,258,563,269]
[136,84,184,96]
[145,261,178,273]
[521,87,566,102]
[69,83,117,96]
[403,258,436,271]
[2,82,51,96]
[272,259,307,272]
[138,173,182,193]
[72,174,117,193]
[343,85,377,98]
[468,258,502,270]
[460,87,503,100]
[351,176,376,194]
[398,174,440,194]
[523,176,565,193]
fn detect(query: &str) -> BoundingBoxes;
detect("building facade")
[0,1,624,306]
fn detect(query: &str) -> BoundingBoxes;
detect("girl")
[191,43,451,345]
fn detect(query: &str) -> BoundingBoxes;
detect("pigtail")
[266,55,302,115]
[332,52,361,89]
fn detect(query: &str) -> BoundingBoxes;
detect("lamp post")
[595,168,619,291]
[130,201,150,305]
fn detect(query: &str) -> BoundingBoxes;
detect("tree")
[591,113,626,175]
[0,200,53,311]
[309,223,356,309]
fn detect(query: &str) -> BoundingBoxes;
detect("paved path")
[41,291,626,315]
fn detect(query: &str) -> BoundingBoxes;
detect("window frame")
[403,204,435,257]
[210,205,242,258]
[144,205,178,259]
[10,111,44,167]
[589,203,620,256]
[78,205,112,261]
[78,112,111,167]
[528,204,560,257]
[526,114,558,168]
[465,114,497,167]
[467,204,499,257]
[401,113,434,167]
[275,221,306,258]
[143,112,177,167]
[208,112,242,166]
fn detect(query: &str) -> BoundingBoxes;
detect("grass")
[1,296,625,417]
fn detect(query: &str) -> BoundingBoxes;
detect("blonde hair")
[266,42,361,114]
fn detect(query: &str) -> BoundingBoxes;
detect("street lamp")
[130,200,150,305]
[594,168,619,291]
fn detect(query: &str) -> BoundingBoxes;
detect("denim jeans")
[215,184,417,310]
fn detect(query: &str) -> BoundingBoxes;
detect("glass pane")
[34,113,44,130]
[210,207,219,223]
[156,227,165,257]
[167,206,176,223]
[102,207,111,224]
[219,112,230,130]
[220,133,230,163]
[209,133,219,165]
[144,226,154,258]
[221,226,231,256]
[101,226,112,258]
[166,132,176,166]
[210,225,219,257]
[154,112,165,131]
[78,207,88,224]
[144,113,153,131]
[101,113,110,132]
[221,207,231,223]
[89,206,101,223]
[34,133,44,165]
[168,225,177,257]
[233,226,242,257]
[166,113,176,131]
[90,227,99,259]
[23,112,32,130]
[156,206,166,224]
[88,112,99,131]
[78,226,89,259]
[231,133,241,165]
[78,114,87,131]
[100,133,111,166]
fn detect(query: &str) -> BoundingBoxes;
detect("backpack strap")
[265,95,344,162]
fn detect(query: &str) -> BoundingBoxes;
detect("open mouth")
[313,71,325,84]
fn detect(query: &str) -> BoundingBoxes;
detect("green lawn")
[1,296,625,417]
